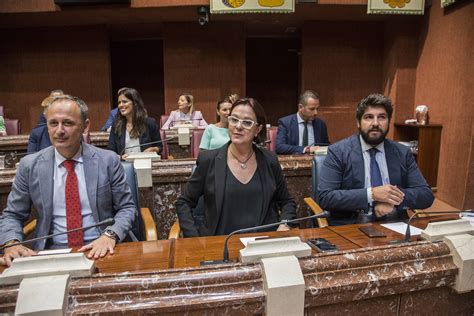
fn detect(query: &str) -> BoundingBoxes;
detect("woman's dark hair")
[231,98,267,146]
[113,87,148,138]
[356,93,393,122]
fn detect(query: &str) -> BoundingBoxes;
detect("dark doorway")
[110,39,164,121]
[246,38,300,126]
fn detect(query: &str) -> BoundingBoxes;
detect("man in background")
[276,90,329,155]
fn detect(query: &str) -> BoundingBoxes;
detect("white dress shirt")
[297,112,315,147]
[360,135,390,204]
[52,147,100,246]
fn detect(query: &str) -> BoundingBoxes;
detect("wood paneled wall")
[163,22,246,125]
[302,21,384,142]
[0,26,112,132]
[414,1,474,209]
[382,19,418,137]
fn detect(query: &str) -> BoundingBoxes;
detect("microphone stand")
[202,211,330,265]
[401,210,471,243]
[1,218,115,250]
[120,136,177,156]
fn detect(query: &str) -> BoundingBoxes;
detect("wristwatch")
[102,229,119,242]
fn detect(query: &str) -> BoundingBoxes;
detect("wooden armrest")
[140,208,157,241]
[23,219,37,236]
[168,219,180,239]
[303,197,329,228]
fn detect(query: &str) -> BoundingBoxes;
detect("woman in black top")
[107,87,162,159]
[176,98,296,237]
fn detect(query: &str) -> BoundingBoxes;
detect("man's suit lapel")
[38,148,55,229]
[384,140,402,185]
[82,144,100,222]
[350,135,366,188]
[214,144,228,221]
[290,114,299,145]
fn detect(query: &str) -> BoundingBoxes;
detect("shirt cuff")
[367,187,374,204]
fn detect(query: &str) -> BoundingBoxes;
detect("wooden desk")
[1,224,472,315]
[172,227,359,268]
[327,215,460,248]
[94,240,171,273]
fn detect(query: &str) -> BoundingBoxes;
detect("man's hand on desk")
[304,146,320,154]
[277,224,291,232]
[78,235,116,259]
[2,244,37,267]
[372,185,404,205]
[374,202,395,218]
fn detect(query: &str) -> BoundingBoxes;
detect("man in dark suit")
[1,95,136,266]
[276,90,329,155]
[318,94,434,225]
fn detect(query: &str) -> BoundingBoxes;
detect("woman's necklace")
[229,147,254,169]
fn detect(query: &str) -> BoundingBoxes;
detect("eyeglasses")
[228,116,259,129]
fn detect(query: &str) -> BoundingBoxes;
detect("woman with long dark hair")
[108,87,162,159]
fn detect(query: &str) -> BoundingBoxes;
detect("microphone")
[202,211,330,265]
[120,136,177,155]
[170,118,203,128]
[398,210,472,243]
[0,218,115,250]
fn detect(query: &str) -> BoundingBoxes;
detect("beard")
[359,127,389,146]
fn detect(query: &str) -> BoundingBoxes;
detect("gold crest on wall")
[211,0,294,14]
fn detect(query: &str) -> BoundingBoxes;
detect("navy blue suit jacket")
[107,117,162,155]
[27,115,51,154]
[276,114,329,155]
[318,134,434,225]
[101,108,118,131]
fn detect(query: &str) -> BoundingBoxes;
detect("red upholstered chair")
[1,106,22,135]
[191,129,204,158]
[266,127,277,152]
[160,130,168,159]
[160,114,169,128]
[5,119,21,135]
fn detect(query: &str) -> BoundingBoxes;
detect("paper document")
[240,236,268,247]
[380,222,423,236]
[37,248,72,255]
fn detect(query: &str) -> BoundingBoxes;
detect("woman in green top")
[199,98,234,150]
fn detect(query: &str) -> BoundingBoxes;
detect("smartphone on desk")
[306,238,338,252]
[359,226,386,238]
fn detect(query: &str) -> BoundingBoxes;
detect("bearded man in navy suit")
[318,94,434,225]
[276,90,329,155]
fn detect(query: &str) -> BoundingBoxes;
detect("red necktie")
[63,160,83,248]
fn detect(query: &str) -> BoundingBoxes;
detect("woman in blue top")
[199,96,236,150]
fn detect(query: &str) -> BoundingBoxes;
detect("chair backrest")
[191,129,204,158]
[121,161,142,241]
[160,130,168,159]
[312,153,327,201]
[266,127,277,152]
[160,114,169,128]
[5,119,21,135]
